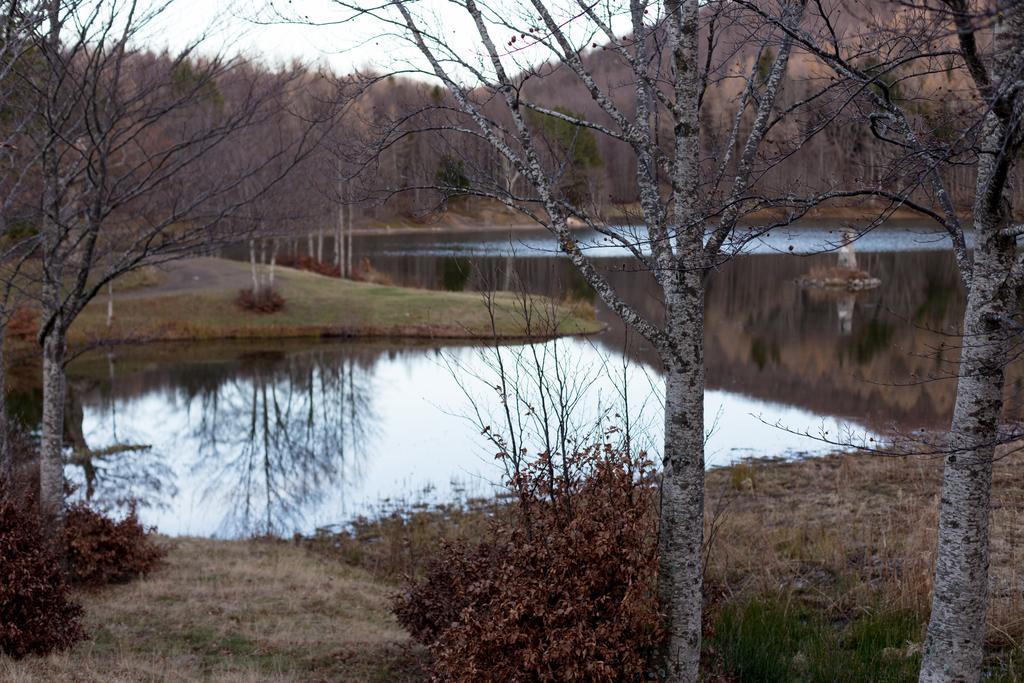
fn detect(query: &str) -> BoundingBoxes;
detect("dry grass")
[6,455,1021,680]
[0,538,424,682]
[705,450,1024,650]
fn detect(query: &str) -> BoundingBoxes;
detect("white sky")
[136,0,636,80]
[142,0,490,75]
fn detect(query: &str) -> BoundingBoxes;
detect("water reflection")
[47,227,1024,538]
[69,345,381,536]
[186,351,375,536]
[65,375,175,509]
[65,337,878,537]
[356,241,972,432]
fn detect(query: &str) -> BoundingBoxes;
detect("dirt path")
[118,257,259,300]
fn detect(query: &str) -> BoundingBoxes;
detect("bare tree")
[0,0,45,488]
[732,1,1024,678]
[22,0,328,532]
[265,0,861,676]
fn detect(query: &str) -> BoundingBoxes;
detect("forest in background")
[4,0,1017,244]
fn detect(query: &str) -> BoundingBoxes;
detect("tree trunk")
[920,208,1016,683]
[336,182,346,271]
[39,327,67,533]
[335,206,342,268]
[345,205,353,279]
[317,227,324,263]
[268,239,279,290]
[106,281,114,328]
[249,238,260,297]
[659,274,706,681]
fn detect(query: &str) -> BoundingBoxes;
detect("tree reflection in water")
[188,350,376,536]
[64,346,377,537]
[65,378,176,512]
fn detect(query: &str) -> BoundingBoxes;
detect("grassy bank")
[343,198,960,234]
[6,453,1021,681]
[0,538,424,682]
[701,451,1024,681]
[61,258,600,345]
[311,451,1024,681]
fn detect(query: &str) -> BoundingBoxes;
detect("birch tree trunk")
[920,263,1009,681]
[335,206,342,268]
[920,6,1023,677]
[920,132,1017,683]
[659,270,706,680]
[336,181,346,271]
[345,205,353,278]
[268,238,279,289]
[39,324,67,532]
[249,238,260,297]
[659,0,706,675]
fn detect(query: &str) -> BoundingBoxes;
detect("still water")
[51,224,1019,538]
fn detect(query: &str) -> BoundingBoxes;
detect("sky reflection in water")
[71,338,871,538]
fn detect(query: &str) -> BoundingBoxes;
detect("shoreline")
[342,204,956,238]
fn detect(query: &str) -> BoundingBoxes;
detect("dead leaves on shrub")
[64,503,166,588]
[0,496,86,659]
[235,287,285,313]
[393,445,664,681]
[0,495,166,659]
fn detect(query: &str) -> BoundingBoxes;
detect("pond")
[42,223,1019,538]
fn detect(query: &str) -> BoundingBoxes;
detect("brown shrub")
[235,287,285,313]
[64,504,166,588]
[278,254,341,278]
[393,446,663,681]
[0,496,86,659]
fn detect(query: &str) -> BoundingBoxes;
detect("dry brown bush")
[0,496,86,659]
[352,257,394,285]
[393,446,663,681]
[6,306,38,342]
[64,503,166,588]
[277,254,341,278]
[235,287,285,313]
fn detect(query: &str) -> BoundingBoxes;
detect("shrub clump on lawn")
[0,496,86,659]
[235,287,285,313]
[64,503,166,588]
[393,445,663,681]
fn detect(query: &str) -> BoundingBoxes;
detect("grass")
[65,259,600,345]
[314,451,1024,680]
[708,596,921,682]
[703,450,1024,681]
[5,453,1022,679]
[0,537,425,682]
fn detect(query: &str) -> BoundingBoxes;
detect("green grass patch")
[67,259,600,344]
[708,595,922,682]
